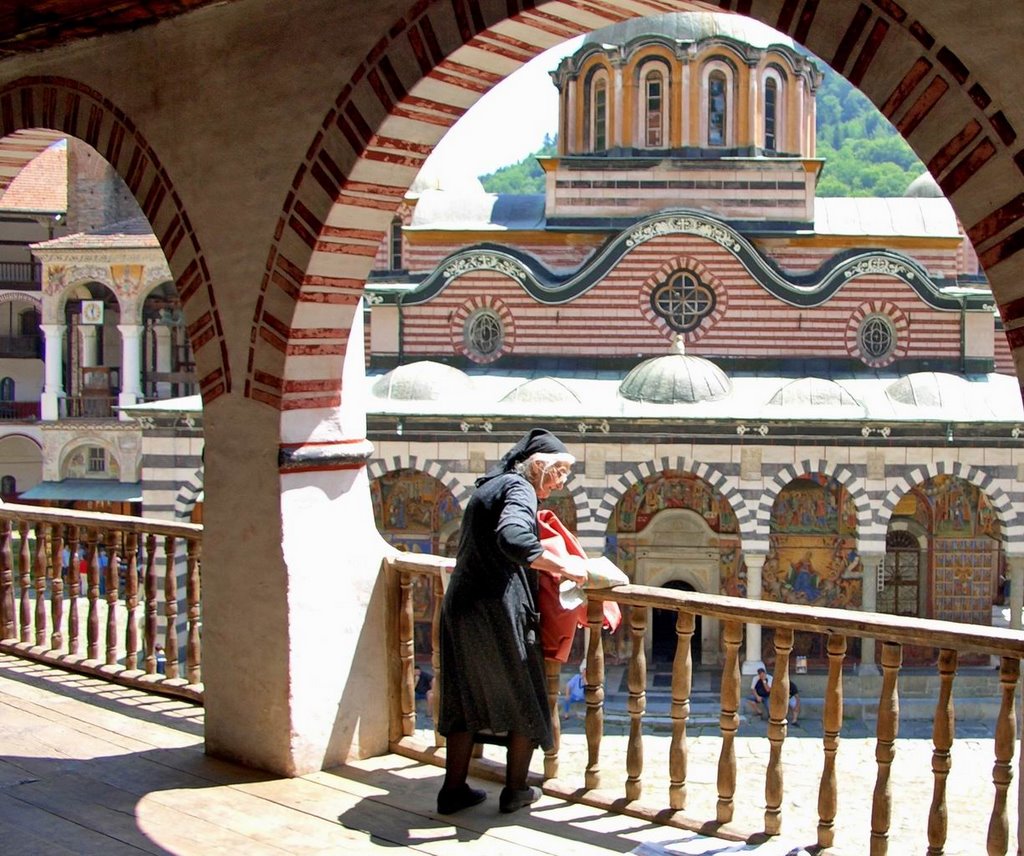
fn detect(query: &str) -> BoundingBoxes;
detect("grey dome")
[371,361,473,401]
[501,377,581,404]
[886,372,967,407]
[904,172,942,198]
[619,347,731,404]
[583,12,796,52]
[769,378,860,407]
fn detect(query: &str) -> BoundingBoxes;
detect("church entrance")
[651,580,702,665]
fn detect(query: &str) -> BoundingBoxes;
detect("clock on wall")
[81,300,104,325]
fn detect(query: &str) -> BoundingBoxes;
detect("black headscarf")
[476,428,569,486]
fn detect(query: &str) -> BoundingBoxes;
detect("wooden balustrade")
[0,502,202,702]
[385,552,1024,855]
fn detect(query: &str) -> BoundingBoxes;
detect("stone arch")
[756,459,872,542]
[0,292,40,308]
[366,455,472,512]
[590,456,750,541]
[0,79,229,402]
[57,437,122,480]
[173,467,205,520]
[250,1,1024,467]
[878,460,1019,542]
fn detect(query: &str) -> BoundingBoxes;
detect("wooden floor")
[0,654,760,856]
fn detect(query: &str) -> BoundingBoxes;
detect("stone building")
[362,14,1024,673]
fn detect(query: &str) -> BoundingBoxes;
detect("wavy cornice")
[402,209,984,312]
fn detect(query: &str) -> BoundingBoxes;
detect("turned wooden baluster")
[105,537,121,666]
[870,641,903,856]
[143,533,158,673]
[987,656,1018,856]
[817,633,847,849]
[398,571,416,736]
[0,519,12,639]
[716,619,743,823]
[123,532,139,670]
[625,605,648,802]
[431,573,443,746]
[669,610,695,810]
[544,657,561,780]
[33,522,48,647]
[185,536,201,683]
[48,525,64,652]
[584,597,606,790]
[84,528,100,660]
[765,626,793,834]
[66,526,81,656]
[163,536,179,678]
[927,647,957,855]
[17,520,31,643]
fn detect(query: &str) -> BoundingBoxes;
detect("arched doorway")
[651,580,701,666]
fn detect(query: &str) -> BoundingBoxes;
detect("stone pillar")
[858,551,885,675]
[612,61,624,149]
[1006,554,1024,631]
[742,551,766,674]
[79,325,99,368]
[153,325,173,398]
[41,324,65,420]
[117,323,143,415]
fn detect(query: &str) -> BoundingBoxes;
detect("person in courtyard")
[414,665,434,716]
[561,661,586,720]
[747,667,772,720]
[788,680,801,726]
[436,429,587,815]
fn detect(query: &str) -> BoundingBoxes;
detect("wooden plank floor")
[0,654,756,856]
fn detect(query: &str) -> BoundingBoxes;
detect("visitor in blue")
[435,429,587,815]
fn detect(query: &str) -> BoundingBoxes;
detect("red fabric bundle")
[536,509,622,662]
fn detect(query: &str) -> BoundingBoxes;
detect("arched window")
[389,218,403,270]
[0,475,15,496]
[0,377,13,401]
[593,77,608,151]
[644,69,665,147]
[764,77,778,152]
[707,70,727,146]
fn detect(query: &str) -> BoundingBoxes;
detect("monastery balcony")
[1,503,1022,853]
[0,399,39,420]
[0,333,41,358]
[0,260,41,291]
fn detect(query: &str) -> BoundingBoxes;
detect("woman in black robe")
[436,428,587,815]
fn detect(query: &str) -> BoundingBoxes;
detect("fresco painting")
[612,471,738,536]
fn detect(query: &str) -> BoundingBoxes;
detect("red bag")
[536,509,622,662]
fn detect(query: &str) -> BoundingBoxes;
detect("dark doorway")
[651,580,701,665]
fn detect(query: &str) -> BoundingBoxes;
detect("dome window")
[465,308,504,359]
[584,69,610,152]
[858,313,896,362]
[650,271,716,333]
[644,69,664,147]
[708,71,728,146]
[764,77,778,152]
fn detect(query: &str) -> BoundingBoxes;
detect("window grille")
[465,309,503,359]
[858,314,896,360]
[650,271,716,332]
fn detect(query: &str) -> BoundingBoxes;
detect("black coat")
[437,472,553,749]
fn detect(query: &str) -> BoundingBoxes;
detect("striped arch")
[254,0,1024,440]
[0,78,229,403]
[754,458,873,544]
[877,460,1020,544]
[366,455,473,512]
[586,456,751,542]
[173,468,205,520]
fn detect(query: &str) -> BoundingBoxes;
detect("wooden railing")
[0,502,203,701]
[386,551,1024,855]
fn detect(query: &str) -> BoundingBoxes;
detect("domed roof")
[583,12,796,52]
[408,162,486,199]
[500,377,581,404]
[768,378,860,408]
[371,361,474,401]
[885,372,967,408]
[619,340,731,404]
[904,172,942,198]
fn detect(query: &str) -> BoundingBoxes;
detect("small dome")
[768,378,860,408]
[408,161,486,198]
[619,341,731,404]
[501,377,581,404]
[583,12,797,52]
[886,372,967,407]
[904,172,942,198]
[371,361,473,401]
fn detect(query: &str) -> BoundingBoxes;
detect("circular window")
[858,314,896,361]
[650,271,716,332]
[464,309,503,358]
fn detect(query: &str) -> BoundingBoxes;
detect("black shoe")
[499,785,541,814]
[437,784,487,815]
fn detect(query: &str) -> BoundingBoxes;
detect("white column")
[748,65,759,148]
[79,325,99,368]
[742,551,766,674]
[41,323,66,420]
[612,61,624,149]
[859,551,884,675]
[565,84,576,153]
[154,325,172,398]
[1006,554,1024,631]
[118,323,143,415]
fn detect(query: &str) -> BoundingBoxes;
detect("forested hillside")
[479,65,926,197]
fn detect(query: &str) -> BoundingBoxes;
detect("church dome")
[619,340,731,404]
[768,378,860,408]
[904,172,942,198]
[371,361,474,401]
[582,11,797,51]
[885,372,967,408]
[501,377,581,404]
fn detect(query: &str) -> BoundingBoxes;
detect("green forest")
[479,65,927,197]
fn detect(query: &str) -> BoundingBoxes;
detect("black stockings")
[441,730,535,792]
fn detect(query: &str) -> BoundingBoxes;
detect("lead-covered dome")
[619,340,731,404]
[582,11,797,51]
[768,378,860,408]
[371,361,474,401]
